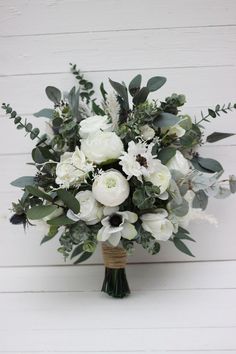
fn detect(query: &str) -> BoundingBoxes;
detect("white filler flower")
[97,206,138,247]
[119,140,157,181]
[81,131,124,164]
[144,160,171,194]
[92,170,130,207]
[79,115,112,138]
[141,209,174,241]
[55,147,93,188]
[67,190,103,225]
[166,150,190,176]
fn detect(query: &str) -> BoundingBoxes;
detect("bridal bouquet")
[2,64,236,298]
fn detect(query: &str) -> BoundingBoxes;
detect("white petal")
[108,232,122,247]
[121,222,137,240]
[121,211,138,223]
[103,206,119,216]
[67,209,79,221]
[97,227,111,242]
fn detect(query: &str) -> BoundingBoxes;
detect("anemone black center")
[109,214,123,227]
[136,154,148,168]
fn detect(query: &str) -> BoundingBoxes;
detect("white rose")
[145,160,171,194]
[140,125,155,140]
[79,115,112,138]
[92,170,130,207]
[81,131,124,164]
[141,209,174,241]
[166,150,190,175]
[56,147,93,188]
[67,190,103,225]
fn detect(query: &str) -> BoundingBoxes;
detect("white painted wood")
[1,0,236,36]
[0,261,235,292]
[1,26,236,76]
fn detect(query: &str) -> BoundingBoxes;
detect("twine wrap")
[102,243,127,269]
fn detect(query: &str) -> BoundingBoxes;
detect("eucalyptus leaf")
[158,147,176,165]
[128,74,142,96]
[57,189,80,214]
[206,132,235,143]
[197,157,223,173]
[45,86,61,105]
[27,205,58,220]
[229,175,236,193]
[132,87,149,105]
[153,112,180,128]
[147,76,166,92]
[169,198,189,217]
[47,214,75,226]
[192,190,208,210]
[173,238,195,257]
[34,108,54,118]
[25,185,53,202]
[11,176,35,188]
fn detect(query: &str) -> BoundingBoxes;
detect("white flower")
[79,115,112,138]
[81,131,124,164]
[162,124,185,138]
[173,190,218,228]
[166,150,190,175]
[97,206,138,247]
[119,140,157,182]
[141,209,174,241]
[55,147,93,188]
[103,93,120,131]
[140,125,155,140]
[67,190,103,225]
[144,160,171,194]
[92,169,130,207]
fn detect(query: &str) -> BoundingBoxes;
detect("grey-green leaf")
[192,190,208,210]
[25,185,53,202]
[197,157,223,173]
[11,176,35,188]
[206,132,235,143]
[45,86,61,105]
[132,87,149,105]
[27,205,58,220]
[109,79,129,109]
[128,74,142,96]
[158,147,176,165]
[57,189,80,214]
[147,76,166,92]
[74,251,92,264]
[169,198,189,217]
[173,238,195,257]
[229,175,236,193]
[34,108,54,118]
[47,214,75,226]
[153,112,180,128]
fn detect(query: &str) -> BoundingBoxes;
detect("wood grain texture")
[1,26,236,76]
[1,0,236,36]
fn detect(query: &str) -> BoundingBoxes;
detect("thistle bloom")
[97,206,138,247]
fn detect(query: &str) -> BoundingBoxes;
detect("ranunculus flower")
[55,147,93,188]
[67,190,103,225]
[144,160,171,194]
[97,206,138,246]
[81,131,124,164]
[140,125,155,140]
[92,170,130,207]
[141,209,174,241]
[79,115,112,138]
[166,150,190,175]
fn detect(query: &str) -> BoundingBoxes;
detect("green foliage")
[57,189,80,214]
[206,132,235,143]
[34,108,54,118]
[41,225,59,244]
[153,112,180,128]
[168,198,189,217]
[192,155,223,174]
[173,237,194,257]
[133,87,149,106]
[45,86,62,105]
[11,176,35,188]
[158,147,176,164]
[47,214,76,226]
[146,76,166,92]
[128,74,142,96]
[192,190,208,210]
[136,226,161,255]
[27,205,58,220]
[25,185,53,202]
[109,78,129,110]
[70,63,95,104]
[196,103,236,126]
[132,182,160,210]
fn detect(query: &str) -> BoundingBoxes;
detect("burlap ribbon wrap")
[102,243,127,269]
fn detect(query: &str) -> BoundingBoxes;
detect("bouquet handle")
[101,243,130,298]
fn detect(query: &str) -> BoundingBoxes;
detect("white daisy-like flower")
[119,140,157,182]
[97,206,138,247]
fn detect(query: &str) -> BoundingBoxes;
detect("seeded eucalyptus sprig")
[1,103,51,148]
[70,63,95,103]
[196,102,236,126]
